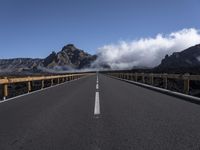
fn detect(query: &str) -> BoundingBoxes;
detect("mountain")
[43,44,97,70]
[0,58,42,74]
[0,44,97,75]
[156,44,200,73]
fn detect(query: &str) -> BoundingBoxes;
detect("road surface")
[0,73,200,150]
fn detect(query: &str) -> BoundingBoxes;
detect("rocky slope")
[43,44,97,70]
[0,58,42,73]
[0,44,97,75]
[156,44,200,73]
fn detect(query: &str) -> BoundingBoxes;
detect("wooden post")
[163,73,168,89]
[27,80,31,93]
[183,73,190,94]
[3,77,8,100]
[41,80,44,89]
[131,73,134,81]
[126,73,129,80]
[126,73,128,80]
[128,73,131,80]
[135,73,138,82]
[57,78,60,84]
[150,73,154,85]
[51,79,54,86]
[27,77,31,93]
[141,73,145,83]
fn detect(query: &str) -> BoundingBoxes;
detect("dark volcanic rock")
[43,44,97,69]
[0,44,97,75]
[156,44,200,72]
[0,58,42,73]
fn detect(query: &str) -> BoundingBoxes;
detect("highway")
[0,73,200,150]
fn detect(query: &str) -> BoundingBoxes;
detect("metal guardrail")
[0,73,92,100]
[107,72,198,95]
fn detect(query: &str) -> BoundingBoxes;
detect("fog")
[93,28,200,69]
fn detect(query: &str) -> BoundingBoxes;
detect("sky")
[0,0,200,60]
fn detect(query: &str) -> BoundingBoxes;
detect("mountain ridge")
[155,44,200,73]
[1,43,200,75]
[0,44,97,74]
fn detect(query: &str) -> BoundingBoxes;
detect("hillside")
[155,44,200,73]
[0,44,97,75]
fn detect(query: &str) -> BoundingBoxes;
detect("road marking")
[96,74,99,82]
[94,73,100,116]
[94,91,100,115]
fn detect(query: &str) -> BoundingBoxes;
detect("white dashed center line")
[94,73,100,116]
[94,91,100,115]
[96,84,99,90]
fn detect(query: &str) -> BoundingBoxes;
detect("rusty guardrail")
[0,73,93,100]
[107,72,198,95]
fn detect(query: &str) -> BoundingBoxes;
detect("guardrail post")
[120,73,122,78]
[3,77,8,100]
[131,73,134,81]
[141,73,145,83]
[41,80,44,89]
[150,73,154,85]
[128,73,131,80]
[27,77,31,93]
[51,79,54,86]
[57,78,60,84]
[183,73,190,94]
[134,73,138,82]
[163,73,168,89]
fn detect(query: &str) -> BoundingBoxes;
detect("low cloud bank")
[93,28,200,70]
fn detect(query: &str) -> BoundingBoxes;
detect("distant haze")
[93,28,200,69]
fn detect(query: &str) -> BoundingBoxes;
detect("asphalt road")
[0,73,200,150]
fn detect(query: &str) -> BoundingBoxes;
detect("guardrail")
[0,73,92,100]
[107,72,199,95]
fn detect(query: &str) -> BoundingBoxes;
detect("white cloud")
[93,28,200,69]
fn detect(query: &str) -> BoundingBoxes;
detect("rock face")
[43,44,97,70]
[0,58,42,73]
[157,44,200,71]
[0,44,97,74]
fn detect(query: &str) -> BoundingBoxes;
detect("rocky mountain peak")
[0,44,97,74]
[61,44,77,52]
[43,44,96,70]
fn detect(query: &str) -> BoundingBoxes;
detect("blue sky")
[0,0,199,58]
